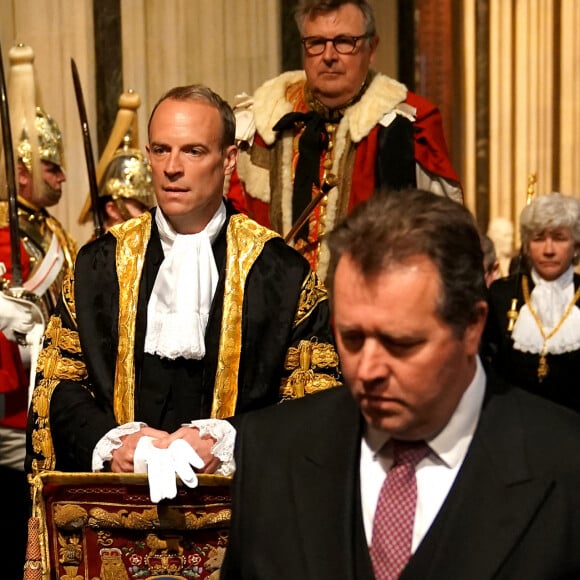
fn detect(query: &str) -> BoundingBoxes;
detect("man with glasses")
[228,0,462,282]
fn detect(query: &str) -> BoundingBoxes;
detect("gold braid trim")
[35,344,86,380]
[110,212,152,424]
[60,267,78,324]
[210,215,278,418]
[294,270,328,328]
[30,378,60,473]
[31,315,88,474]
[280,339,341,399]
[43,314,82,354]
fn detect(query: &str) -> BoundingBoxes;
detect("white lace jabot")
[511,265,580,354]
[144,203,226,360]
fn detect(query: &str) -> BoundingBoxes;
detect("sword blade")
[0,42,23,287]
[71,58,104,238]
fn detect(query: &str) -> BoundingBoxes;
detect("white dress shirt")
[360,356,486,552]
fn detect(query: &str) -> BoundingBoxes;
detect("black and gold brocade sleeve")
[26,268,89,474]
[279,270,342,400]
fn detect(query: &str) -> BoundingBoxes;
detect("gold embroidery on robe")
[280,339,341,399]
[211,215,278,418]
[110,213,152,424]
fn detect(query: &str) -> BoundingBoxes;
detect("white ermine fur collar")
[252,70,409,144]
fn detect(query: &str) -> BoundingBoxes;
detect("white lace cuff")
[92,421,147,472]
[182,419,236,476]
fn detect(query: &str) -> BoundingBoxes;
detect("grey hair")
[520,192,580,249]
[294,0,376,37]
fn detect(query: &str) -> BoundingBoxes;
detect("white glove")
[134,436,178,503]
[0,291,39,343]
[168,438,205,488]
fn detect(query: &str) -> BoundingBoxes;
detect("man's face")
[18,160,66,208]
[333,254,486,440]
[302,3,378,109]
[146,98,237,234]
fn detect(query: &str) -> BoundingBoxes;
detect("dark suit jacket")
[221,378,580,580]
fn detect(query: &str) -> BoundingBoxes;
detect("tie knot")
[392,439,430,468]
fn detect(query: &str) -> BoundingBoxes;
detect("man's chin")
[361,402,405,432]
[39,186,62,206]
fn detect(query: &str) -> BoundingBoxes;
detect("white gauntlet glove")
[0,290,44,345]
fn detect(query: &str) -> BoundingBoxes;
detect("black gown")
[482,272,580,412]
[26,203,341,473]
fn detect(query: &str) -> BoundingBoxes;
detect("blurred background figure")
[78,90,155,239]
[0,43,76,578]
[480,232,501,287]
[487,216,515,278]
[483,191,580,412]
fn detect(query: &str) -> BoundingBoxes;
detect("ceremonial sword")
[0,41,23,287]
[71,58,104,238]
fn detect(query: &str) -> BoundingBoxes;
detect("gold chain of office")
[522,275,580,382]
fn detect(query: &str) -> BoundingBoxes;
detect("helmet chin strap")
[113,197,132,222]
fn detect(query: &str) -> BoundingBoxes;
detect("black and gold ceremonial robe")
[26,205,341,474]
[482,273,580,412]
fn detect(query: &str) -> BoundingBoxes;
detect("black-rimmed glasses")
[301,35,371,56]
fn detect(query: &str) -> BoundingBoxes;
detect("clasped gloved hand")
[134,436,177,502]
[168,438,205,488]
[134,436,205,503]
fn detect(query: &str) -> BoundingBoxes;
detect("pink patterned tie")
[370,440,430,580]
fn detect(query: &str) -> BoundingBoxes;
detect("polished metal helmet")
[0,44,65,205]
[78,90,154,226]
[98,137,154,209]
[17,106,65,172]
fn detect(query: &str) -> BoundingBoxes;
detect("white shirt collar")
[364,356,486,468]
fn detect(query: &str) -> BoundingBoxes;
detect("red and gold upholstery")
[25,472,231,579]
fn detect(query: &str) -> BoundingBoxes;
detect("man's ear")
[223,145,238,176]
[17,162,29,186]
[465,300,488,356]
[104,200,124,227]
